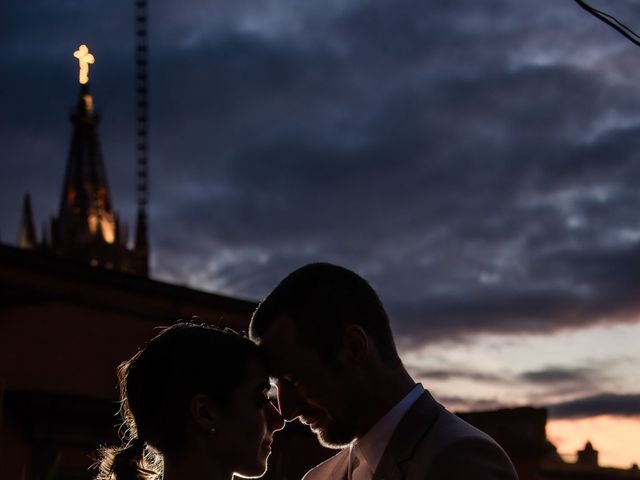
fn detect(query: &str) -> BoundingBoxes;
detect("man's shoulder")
[430,406,499,445]
[302,448,349,480]
[417,432,519,479]
[403,391,503,449]
[396,394,519,479]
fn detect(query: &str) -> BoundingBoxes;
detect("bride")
[95,321,284,480]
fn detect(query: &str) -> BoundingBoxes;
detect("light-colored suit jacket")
[303,391,518,480]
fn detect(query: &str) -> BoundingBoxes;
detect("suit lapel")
[372,391,443,480]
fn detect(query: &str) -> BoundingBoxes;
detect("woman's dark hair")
[95,321,261,480]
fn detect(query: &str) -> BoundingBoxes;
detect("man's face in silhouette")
[259,315,359,448]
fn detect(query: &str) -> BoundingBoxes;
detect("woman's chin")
[234,461,268,479]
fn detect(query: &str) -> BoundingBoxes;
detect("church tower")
[19,45,148,275]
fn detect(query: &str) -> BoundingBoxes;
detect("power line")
[574,0,640,47]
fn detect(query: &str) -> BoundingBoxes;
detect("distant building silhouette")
[577,441,599,467]
[456,412,639,480]
[541,438,639,480]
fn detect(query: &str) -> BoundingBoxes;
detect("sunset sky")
[1,0,639,468]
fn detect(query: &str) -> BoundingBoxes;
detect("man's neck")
[354,366,416,440]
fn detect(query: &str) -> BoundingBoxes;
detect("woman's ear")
[190,394,218,433]
[341,325,369,365]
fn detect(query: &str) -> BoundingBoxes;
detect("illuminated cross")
[73,45,95,85]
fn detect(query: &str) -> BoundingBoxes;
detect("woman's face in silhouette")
[213,358,284,478]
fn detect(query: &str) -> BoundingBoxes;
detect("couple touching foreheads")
[97,263,519,480]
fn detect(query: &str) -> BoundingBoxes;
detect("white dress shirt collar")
[349,383,425,478]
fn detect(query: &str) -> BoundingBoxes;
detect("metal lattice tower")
[135,0,149,233]
[132,0,149,275]
[133,0,149,274]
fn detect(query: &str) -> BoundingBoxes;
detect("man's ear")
[190,394,218,433]
[341,325,369,365]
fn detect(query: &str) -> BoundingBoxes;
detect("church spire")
[41,45,147,275]
[17,45,149,275]
[55,60,117,251]
[18,193,37,249]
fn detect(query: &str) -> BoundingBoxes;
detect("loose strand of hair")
[94,440,161,480]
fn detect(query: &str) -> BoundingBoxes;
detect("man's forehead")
[260,315,303,347]
[259,346,288,377]
[258,315,312,374]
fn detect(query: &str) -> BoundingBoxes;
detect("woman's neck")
[163,451,232,480]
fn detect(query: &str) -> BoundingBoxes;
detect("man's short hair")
[250,262,401,366]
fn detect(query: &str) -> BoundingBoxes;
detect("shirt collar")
[350,383,425,476]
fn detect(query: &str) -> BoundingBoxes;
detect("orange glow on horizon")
[73,44,95,85]
[547,415,640,469]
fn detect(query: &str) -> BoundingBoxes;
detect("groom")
[249,263,518,480]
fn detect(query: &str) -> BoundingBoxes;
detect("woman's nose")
[266,399,285,432]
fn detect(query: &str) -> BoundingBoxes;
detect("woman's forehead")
[243,357,270,388]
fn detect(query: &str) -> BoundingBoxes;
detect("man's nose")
[277,382,303,422]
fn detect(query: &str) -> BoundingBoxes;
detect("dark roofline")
[0,242,257,313]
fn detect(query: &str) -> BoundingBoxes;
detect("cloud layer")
[549,393,640,419]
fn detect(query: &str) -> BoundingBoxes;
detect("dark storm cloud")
[4,1,640,343]
[409,362,607,395]
[410,367,505,383]
[548,393,640,419]
[520,366,597,384]
[386,236,640,343]
[438,395,508,413]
